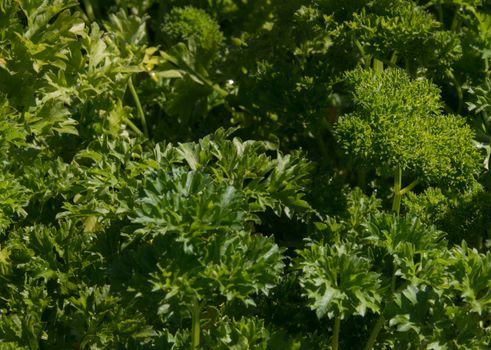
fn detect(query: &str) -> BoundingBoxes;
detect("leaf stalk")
[446,69,463,114]
[191,296,201,350]
[354,39,368,66]
[392,167,421,215]
[128,77,149,138]
[399,178,420,196]
[82,0,95,21]
[332,317,341,350]
[392,166,402,215]
[363,315,385,350]
[121,116,143,136]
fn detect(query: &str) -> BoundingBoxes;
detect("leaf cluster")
[0,0,490,349]
[335,68,482,189]
[296,190,491,348]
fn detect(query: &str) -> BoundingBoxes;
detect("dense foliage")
[0,0,490,349]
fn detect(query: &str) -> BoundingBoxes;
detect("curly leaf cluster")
[345,0,462,70]
[161,6,223,54]
[335,68,482,189]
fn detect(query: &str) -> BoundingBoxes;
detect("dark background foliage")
[0,0,490,348]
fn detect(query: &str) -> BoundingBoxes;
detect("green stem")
[128,77,149,138]
[363,315,385,350]
[354,39,369,66]
[373,58,384,73]
[450,11,460,32]
[392,166,402,216]
[332,317,341,350]
[389,51,398,65]
[483,110,490,134]
[191,296,200,350]
[82,0,95,21]
[485,57,490,79]
[399,178,421,196]
[121,116,143,136]
[392,168,421,215]
[446,69,463,114]
[404,57,410,72]
[437,5,444,23]
[211,83,228,98]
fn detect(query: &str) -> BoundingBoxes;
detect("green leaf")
[297,242,382,319]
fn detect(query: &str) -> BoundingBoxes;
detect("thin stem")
[121,116,143,136]
[399,178,421,196]
[404,57,410,72]
[191,296,200,350]
[373,58,384,73]
[389,51,398,65]
[450,11,460,32]
[482,110,491,135]
[392,166,402,216]
[446,70,463,114]
[485,57,490,79]
[82,0,95,21]
[354,39,368,66]
[363,315,385,350]
[437,5,444,23]
[332,317,341,350]
[128,77,149,138]
[211,83,228,98]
